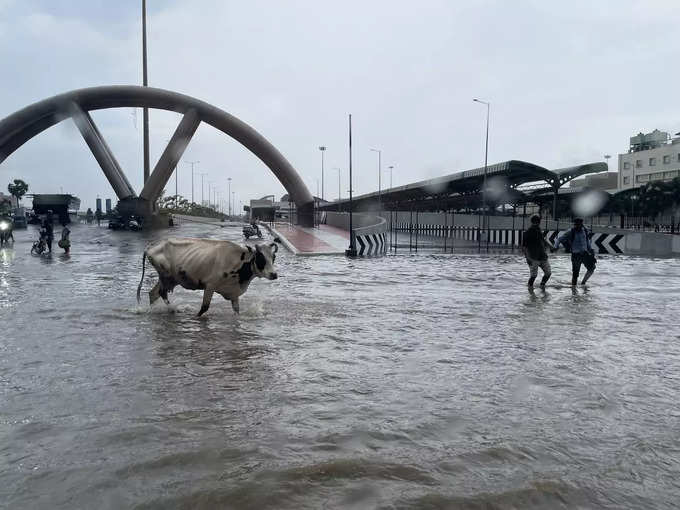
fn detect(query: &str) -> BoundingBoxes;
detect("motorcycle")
[31,228,48,255]
[0,218,13,246]
[243,224,262,240]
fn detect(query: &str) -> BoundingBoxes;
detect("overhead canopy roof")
[321,160,607,211]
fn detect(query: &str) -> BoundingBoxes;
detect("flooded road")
[2,221,680,509]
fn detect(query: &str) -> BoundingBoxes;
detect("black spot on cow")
[246,246,253,253]
[223,272,229,278]
[240,253,245,260]
[255,251,266,271]
[237,261,253,284]
[197,280,206,290]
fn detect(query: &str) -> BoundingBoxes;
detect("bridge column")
[140,108,201,203]
[69,103,136,200]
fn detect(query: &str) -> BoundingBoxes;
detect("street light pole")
[370,148,382,207]
[473,98,490,250]
[333,167,341,208]
[387,165,394,190]
[318,146,326,201]
[142,0,150,184]
[201,173,207,206]
[185,160,199,204]
[227,177,232,217]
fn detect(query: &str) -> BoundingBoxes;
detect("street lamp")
[227,177,232,217]
[318,146,326,201]
[200,172,208,206]
[386,165,394,190]
[473,98,490,249]
[369,148,382,206]
[185,160,199,204]
[333,167,341,207]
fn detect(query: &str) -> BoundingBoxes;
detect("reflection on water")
[2,222,680,509]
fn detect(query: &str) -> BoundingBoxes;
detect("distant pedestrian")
[42,210,54,253]
[554,217,596,286]
[521,215,552,288]
[86,208,94,224]
[95,209,102,226]
[58,223,71,254]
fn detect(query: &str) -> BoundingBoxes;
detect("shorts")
[527,257,551,278]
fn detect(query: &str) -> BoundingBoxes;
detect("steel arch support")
[140,108,200,202]
[70,103,136,200]
[0,85,315,225]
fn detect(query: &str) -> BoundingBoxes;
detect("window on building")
[664,171,677,179]
[623,161,631,170]
[649,157,657,166]
[636,174,649,183]
[623,176,630,184]
[652,172,664,180]
[636,160,643,168]
[663,155,671,164]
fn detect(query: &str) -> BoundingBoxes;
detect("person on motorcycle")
[0,215,13,245]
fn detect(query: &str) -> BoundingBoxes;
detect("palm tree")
[7,179,29,208]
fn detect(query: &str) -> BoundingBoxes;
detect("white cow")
[136,238,278,316]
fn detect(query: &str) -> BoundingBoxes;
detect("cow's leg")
[159,277,174,305]
[231,297,240,314]
[149,282,161,305]
[198,289,214,316]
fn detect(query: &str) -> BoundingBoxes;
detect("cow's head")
[253,242,278,280]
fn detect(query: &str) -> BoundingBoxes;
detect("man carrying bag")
[554,218,596,286]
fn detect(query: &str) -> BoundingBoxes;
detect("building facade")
[618,129,680,190]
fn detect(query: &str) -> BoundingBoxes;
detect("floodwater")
[2,221,680,509]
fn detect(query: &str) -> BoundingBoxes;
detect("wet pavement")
[2,221,680,509]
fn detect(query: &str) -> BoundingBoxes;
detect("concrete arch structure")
[0,85,315,225]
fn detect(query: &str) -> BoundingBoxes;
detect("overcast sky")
[1,0,678,211]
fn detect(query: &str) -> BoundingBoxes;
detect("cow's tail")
[136,250,147,304]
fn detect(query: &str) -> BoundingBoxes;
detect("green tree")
[7,179,29,207]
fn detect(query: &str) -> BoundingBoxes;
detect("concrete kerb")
[262,224,299,255]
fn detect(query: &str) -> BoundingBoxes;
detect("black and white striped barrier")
[355,232,387,256]
[547,231,624,254]
[391,223,626,254]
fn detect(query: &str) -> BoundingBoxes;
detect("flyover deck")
[268,223,349,256]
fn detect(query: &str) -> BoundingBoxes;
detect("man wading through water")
[555,217,596,286]
[521,215,553,288]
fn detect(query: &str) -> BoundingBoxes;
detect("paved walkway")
[268,223,349,255]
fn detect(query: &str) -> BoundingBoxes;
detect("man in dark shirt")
[521,215,553,288]
[42,210,54,253]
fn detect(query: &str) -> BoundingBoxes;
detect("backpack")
[562,227,592,254]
